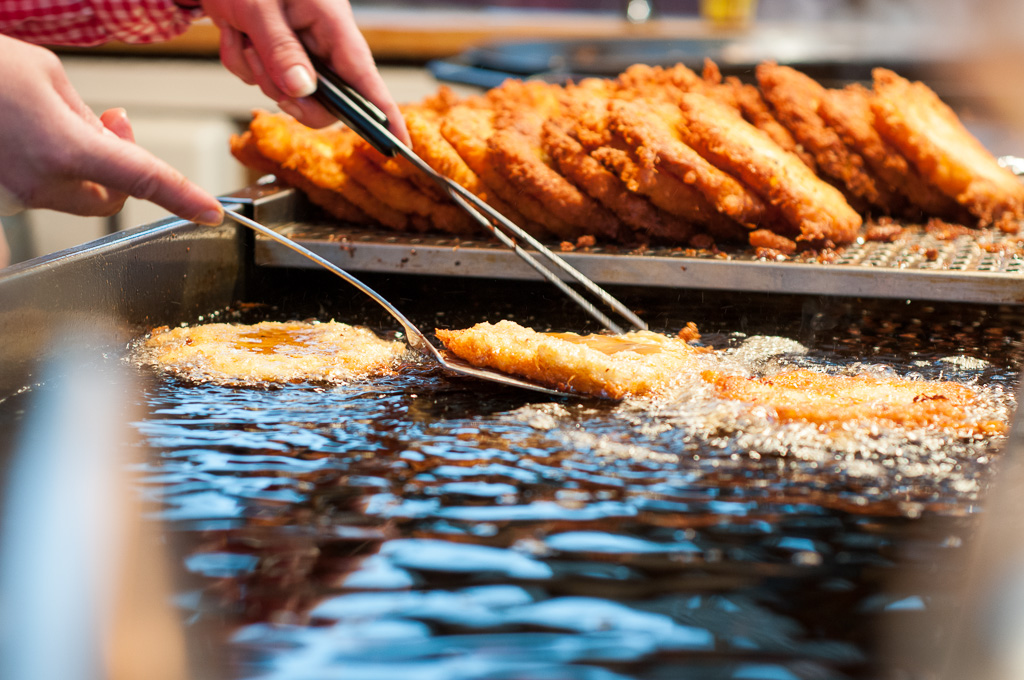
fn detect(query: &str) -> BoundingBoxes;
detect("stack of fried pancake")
[230,61,1024,252]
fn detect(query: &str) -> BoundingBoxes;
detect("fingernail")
[283,64,316,98]
[196,208,224,226]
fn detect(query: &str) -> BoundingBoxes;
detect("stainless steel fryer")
[2,198,1024,680]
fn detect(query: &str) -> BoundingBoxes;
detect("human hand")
[203,0,409,143]
[0,36,224,225]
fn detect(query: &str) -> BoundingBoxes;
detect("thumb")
[243,5,316,99]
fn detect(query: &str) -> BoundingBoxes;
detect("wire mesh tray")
[250,219,1024,305]
[233,182,1024,304]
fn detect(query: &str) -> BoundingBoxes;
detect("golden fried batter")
[724,76,817,170]
[436,320,706,400]
[675,92,862,245]
[872,68,1024,226]
[569,94,747,242]
[340,139,475,235]
[489,114,622,241]
[606,99,767,229]
[614,62,711,102]
[240,110,410,230]
[230,129,369,223]
[703,368,1005,435]
[436,320,1001,434]
[440,104,564,239]
[404,106,538,234]
[230,62,1017,248]
[757,63,901,213]
[143,321,406,386]
[542,116,694,243]
[819,84,966,221]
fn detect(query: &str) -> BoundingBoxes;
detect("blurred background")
[0,0,1015,264]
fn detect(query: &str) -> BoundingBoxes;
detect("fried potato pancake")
[722,76,817,170]
[675,92,862,245]
[703,368,1005,435]
[404,106,537,234]
[591,141,748,243]
[230,129,369,223]
[231,61,1017,249]
[872,68,1024,226]
[143,321,406,386]
[606,99,767,229]
[757,63,901,213]
[569,95,747,242]
[340,139,476,235]
[240,110,409,230]
[542,116,694,242]
[436,320,1000,434]
[489,114,622,241]
[819,84,965,221]
[436,320,706,400]
[440,104,565,239]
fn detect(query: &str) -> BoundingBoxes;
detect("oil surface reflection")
[132,294,1023,680]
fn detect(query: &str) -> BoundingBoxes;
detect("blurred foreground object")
[0,336,191,680]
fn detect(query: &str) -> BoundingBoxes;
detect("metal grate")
[239,186,1024,305]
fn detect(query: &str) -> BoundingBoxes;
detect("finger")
[243,45,287,106]
[277,96,335,128]
[100,108,134,142]
[217,24,257,86]
[312,8,410,144]
[76,133,223,225]
[28,179,127,217]
[241,2,316,100]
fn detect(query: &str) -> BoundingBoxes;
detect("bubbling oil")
[125,292,1021,680]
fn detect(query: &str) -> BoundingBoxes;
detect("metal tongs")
[221,56,650,397]
[306,53,646,336]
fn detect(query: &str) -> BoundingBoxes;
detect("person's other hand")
[203,0,409,143]
[0,36,224,225]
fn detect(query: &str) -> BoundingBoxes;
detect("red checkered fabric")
[0,0,201,46]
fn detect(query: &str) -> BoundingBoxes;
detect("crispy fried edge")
[872,68,1024,226]
[242,110,412,228]
[820,83,966,221]
[757,62,902,213]
[542,115,694,243]
[676,92,862,245]
[230,128,370,224]
[439,103,563,240]
[488,112,622,241]
[606,98,767,229]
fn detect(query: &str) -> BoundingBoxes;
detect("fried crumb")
[814,249,841,264]
[864,223,905,242]
[925,218,973,240]
[676,322,701,343]
[749,228,797,254]
[755,247,783,260]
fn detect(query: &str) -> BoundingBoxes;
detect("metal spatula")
[306,52,647,335]
[223,206,577,397]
